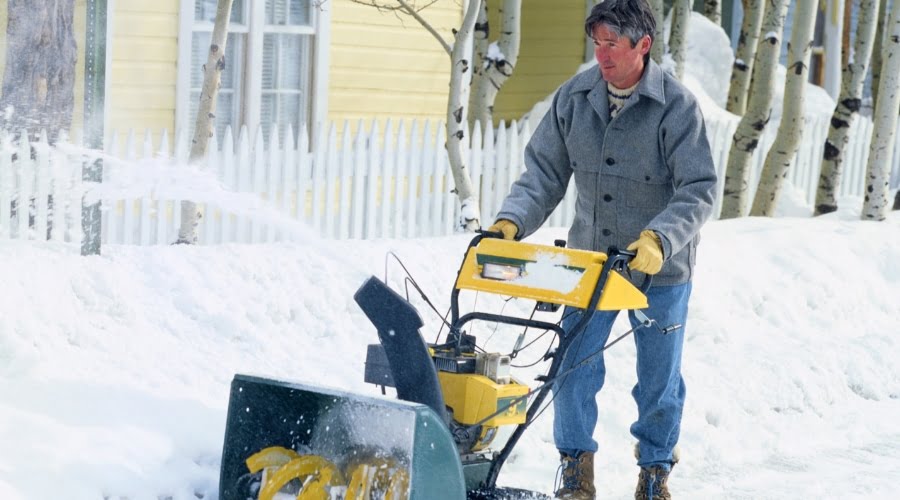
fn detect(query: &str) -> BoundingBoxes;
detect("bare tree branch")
[349,0,450,54]
[396,0,452,54]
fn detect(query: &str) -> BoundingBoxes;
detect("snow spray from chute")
[53,141,324,244]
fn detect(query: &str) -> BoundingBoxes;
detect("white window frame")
[175,0,330,142]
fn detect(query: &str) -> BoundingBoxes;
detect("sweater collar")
[571,58,666,105]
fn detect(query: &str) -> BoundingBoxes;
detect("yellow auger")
[245,446,410,500]
[246,446,344,500]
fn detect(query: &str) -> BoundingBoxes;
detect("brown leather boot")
[554,451,595,499]
[633,443,678,499]
[634,465,672,500]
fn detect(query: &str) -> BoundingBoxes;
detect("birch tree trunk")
[447,0,482,231]
[176,0,234,244]
[871,0,889,106]
[861,2,900,220]
[814,0,880,216]
[471,0,490,121]
[704,0,721,26]
[750,0,817,216]
[469,0,521,129]
[726,0,765,115]
[719,0,790,219]
[669,0,691,80]
[0,0,77,143]
[650,0,665,64]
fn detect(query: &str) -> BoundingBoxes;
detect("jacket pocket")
[622,177,673,209]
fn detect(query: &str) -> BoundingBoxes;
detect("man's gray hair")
[584,0,657,47]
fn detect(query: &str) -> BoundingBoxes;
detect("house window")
[179,0,328,145]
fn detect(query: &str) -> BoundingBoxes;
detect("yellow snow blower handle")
[455,237,649,311]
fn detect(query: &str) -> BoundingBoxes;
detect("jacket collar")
[634,58,666,104]
[570,58,667,123]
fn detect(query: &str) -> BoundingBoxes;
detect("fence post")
[220,126,236,243]
[394,120,408,239]
[324,123,339,239]
[430,123,446,236]
[295,124,310,235]
[33,130,51,241]
[0,133,10,240]
[406,119,421,239]
[481,123,496,222]
[81,0,106,255]
[281,124,296,242]
[365,120,380,240]
[339,120,353,240]
[266,127,281,243]
[380,119,395,238]
[138,130,154,245]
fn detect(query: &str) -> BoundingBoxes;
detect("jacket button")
[602,229,612,236]
[603,194,613,202]
[605,157,615,165]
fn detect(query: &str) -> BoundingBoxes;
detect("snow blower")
[218,231,661,500]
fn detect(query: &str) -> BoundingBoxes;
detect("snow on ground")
[0,198,899,499]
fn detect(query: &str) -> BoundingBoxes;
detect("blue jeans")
[552,282,692,467]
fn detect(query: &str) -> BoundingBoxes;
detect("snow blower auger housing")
[218,233,651,500]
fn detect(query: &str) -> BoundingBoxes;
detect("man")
[487,1,717,498]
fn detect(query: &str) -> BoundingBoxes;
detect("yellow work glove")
[626,230,664,275]
[486,219,519,240]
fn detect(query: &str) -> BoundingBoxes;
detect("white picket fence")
[1,113,899,245]
[0,131,85,243]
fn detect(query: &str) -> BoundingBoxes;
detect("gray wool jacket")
[496,59,718,286]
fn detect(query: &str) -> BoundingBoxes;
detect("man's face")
[591,24,651,89]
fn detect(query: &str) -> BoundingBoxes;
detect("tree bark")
[870,0,889,106]
[704,0,721,26]
[726,0,765,115]
[176,0,234,244]
[650,0,665,64]
[471,0,489,120]
[750,0,817,216]
[447,0,482,231]
[0,0,77,143]
[469,0,521,129]
[861,0,900,220]
[719,0,790,219]
[669,0,690,80]
[814,0,880,216]
[842,0,852,67]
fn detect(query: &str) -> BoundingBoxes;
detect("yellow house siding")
[106,0,180,143]
[492,1,586,123]
[328,0,462,126]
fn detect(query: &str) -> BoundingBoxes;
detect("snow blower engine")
[217,231,655,500]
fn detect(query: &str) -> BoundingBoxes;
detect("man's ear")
[639,35,652,55]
